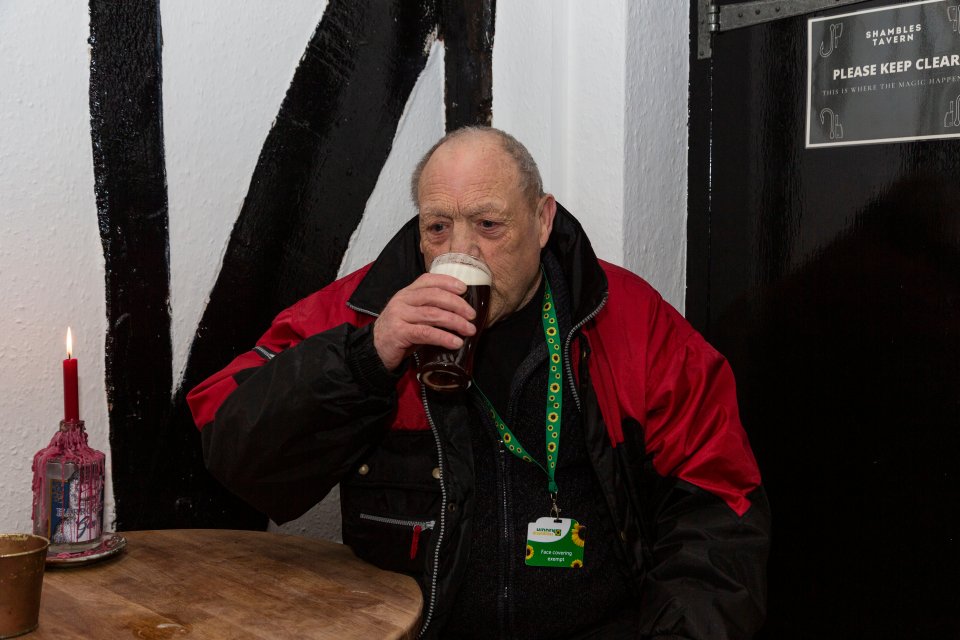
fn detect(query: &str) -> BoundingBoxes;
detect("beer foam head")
[429,253,491,285]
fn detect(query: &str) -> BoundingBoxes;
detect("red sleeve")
[588,262,761,516]
[186,305,305,430]
[186,265,373,431]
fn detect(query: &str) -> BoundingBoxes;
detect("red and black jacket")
[188,205,770,639]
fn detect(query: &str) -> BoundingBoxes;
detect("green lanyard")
[475,273,564,511]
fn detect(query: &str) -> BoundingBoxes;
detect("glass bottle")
[32,420,105,554]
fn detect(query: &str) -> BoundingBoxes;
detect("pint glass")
[416,253,491,392]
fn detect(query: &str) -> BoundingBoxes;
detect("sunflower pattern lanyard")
[475,274,586,569]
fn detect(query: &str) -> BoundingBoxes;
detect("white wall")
[164,0,329,391]
[624,1,689,309]
[493,1,627,266]
[0,1,688,539]
[493,0,688,310]
[0,2,111,533]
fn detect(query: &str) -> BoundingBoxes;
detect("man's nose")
[449,224,480,256]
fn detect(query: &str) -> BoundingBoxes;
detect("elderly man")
[188,126,770,639]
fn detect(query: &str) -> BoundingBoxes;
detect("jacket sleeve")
[636,478,770,640]
[186,304,401,524]
[634,309,771,640]
[589,266,770,639]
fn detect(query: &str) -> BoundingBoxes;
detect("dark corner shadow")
[714,175,960,639]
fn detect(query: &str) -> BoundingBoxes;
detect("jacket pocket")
[341,430,442,576]
[358,514,435,570]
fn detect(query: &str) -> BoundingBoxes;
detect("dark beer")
[416,254,492,392]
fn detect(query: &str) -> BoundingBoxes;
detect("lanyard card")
[524,517,585,568]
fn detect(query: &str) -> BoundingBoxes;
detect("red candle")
[63,327,79,422]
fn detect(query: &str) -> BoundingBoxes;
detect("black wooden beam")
[441,0,496,130]
[88,0,183,529]
[686,0,713,333]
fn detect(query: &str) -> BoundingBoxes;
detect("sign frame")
[804,0,960,149]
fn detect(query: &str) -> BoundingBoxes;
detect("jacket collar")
[347,203,608,326]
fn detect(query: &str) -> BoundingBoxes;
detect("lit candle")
[63,327,79,422]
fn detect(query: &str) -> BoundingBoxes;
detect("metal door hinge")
[698,0,872,59]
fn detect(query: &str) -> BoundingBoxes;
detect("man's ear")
[538,194,557,249]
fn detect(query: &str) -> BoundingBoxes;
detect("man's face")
[417,134,555,325]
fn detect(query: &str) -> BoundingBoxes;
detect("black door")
[688,1,960,638]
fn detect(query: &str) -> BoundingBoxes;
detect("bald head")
[411,126,544,210]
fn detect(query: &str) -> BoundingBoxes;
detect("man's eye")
[479,220,499,230]
[429,223,446,233]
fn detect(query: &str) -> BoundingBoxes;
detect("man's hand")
[373,273,477,372]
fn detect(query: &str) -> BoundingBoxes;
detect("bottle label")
[48,469,103,544]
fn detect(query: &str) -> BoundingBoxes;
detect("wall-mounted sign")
[807,0,960,147]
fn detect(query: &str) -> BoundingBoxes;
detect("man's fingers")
[396,282,476,321]
[409,272,468,294]
[373,310,467,371]
[406,305,477,336]
[412,324,464,350]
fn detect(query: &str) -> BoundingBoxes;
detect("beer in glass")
[416,253,491,392]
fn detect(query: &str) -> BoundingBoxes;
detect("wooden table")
[33,529,422,639]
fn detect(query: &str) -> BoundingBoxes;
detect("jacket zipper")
[496,439,510,637]
[359,514,436,560]
[417,358,447,639]
[563,293,608,411]
[345,302,446,637]
[359,514,436,529]
[345,301,444,636]
[345,301,379,317]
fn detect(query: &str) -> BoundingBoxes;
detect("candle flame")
[66,327,73,359]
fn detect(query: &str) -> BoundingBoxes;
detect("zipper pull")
[410,524,423,559]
